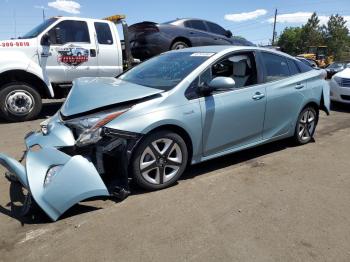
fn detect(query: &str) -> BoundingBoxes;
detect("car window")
[287,58,300,75]
[261,52,290,82]
[296,60,313,73]
[200,52,258,89]
[94,22,113,45]
[206,22,226,36]
[188,20,207,31]
[48,20,90,45]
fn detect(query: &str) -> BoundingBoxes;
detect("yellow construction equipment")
[298,46,334,68]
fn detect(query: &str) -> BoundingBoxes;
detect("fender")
[0,50,54,97]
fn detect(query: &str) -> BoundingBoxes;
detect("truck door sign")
[57,45,89,67]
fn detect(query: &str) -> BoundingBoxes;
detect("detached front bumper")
[0,121,111,221]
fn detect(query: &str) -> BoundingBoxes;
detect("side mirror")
[225,30,233,38]
[199,77,235,96]
[41,33,51,46]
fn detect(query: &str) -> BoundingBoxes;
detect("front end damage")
[0,115,142,221]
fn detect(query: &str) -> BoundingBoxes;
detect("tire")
[170,41,189,50]
[293,106,318,145]
[0,82,42,122]
[131,130,188,190]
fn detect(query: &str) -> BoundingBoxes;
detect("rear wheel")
[0,82,42,122]
[170,41,189,50]
[131,130,188,190]
[294,106,318,145]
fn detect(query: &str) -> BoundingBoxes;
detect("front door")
[40,19,98,83]
[198,52,266,157]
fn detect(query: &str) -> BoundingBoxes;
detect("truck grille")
[341,78,350,87]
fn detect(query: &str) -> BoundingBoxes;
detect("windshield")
[119,52,214,90]
[21,18,58,39]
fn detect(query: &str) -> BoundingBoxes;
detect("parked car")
[330,68,350,104]
[296,57,318,68]
[129,18,254,60]
[0,46,329,221]
[325,61,350,79]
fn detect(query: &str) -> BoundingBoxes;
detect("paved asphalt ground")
[0,100,350,262]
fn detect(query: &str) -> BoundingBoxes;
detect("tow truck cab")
[0,15,134,122]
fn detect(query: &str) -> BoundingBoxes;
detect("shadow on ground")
[0,138,298,224]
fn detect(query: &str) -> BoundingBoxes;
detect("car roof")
[171,45,296,59]
[168,18,219,24]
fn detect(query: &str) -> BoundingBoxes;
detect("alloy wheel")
[140,138,183,185]
[298,109,316,141]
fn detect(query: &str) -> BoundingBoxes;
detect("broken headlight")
[44,165,63,187]
[64,110,129,147]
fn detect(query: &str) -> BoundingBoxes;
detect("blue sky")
[0,0,349,44]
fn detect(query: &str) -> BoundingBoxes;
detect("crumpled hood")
[60,77,163,117]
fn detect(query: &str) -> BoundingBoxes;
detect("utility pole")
[272,8,277,46]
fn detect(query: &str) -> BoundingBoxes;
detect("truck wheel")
[170,41,189,50]
[0,82,42,122]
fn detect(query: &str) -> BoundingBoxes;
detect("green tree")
[324,14,350,60]
[300,12,324,50]
[277,27,302,55]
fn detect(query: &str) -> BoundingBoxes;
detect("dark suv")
[129,18,254,60]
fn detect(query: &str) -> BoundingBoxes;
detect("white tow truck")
[0,15,136,122]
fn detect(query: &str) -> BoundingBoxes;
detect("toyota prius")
[0,46,330,221]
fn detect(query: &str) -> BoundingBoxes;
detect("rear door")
[260,52,306,139]
[94,21,122,77]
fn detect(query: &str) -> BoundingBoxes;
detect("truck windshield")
[119,52,214,91]
[21,18,58,39]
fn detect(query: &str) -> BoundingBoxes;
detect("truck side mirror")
[225,30,233,38]
[41,33,51,46]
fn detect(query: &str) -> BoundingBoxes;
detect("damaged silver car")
[0,46,330,221]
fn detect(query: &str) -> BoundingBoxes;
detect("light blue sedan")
[0,46,330,221]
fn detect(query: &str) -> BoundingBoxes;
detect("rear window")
[261,52,290,82]
[206,22,226,36]
[94,22,113,45]
[188,20,207,31]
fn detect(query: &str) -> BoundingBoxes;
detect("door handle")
[295,83,304,89]
[90,49,97,57]
[41,52,52,57]
[189,31,195,35]
[252,92,265,100]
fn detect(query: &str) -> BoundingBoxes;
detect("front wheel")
[131,131,188,190]
[294,106,318,145]
[0,82,42,122]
